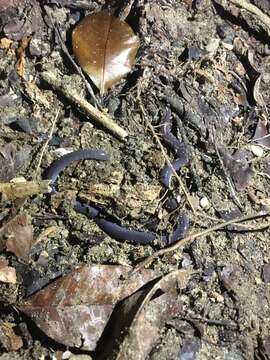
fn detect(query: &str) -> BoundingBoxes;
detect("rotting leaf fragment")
[0,213,33,261]
[0,322,23,351]
[72,10,139,94]
[113,270,191,360]
[19,265,155,351]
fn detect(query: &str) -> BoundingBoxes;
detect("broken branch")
[41,71,128,140]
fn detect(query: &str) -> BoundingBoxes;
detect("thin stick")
[139,102,196,215]
[214,142,243,209]
[229,0,270,32]
[41,71,128,140]
[45,7,100,108]
[134,210,270,271]
[115,0,136,20]
[34,108,60,179]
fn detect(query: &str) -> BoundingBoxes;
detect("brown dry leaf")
[0,260,16,284]
[72,10,139,94]
[0,322,23,351]
[19,265,155,350]
[0,213,33,261]
[109,269,191,360]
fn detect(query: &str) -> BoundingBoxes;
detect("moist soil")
[0,0,270,359]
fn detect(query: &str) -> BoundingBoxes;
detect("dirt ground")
[0,0,270,359]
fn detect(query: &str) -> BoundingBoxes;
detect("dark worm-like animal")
[44,113,189,245]
[160,108,189,188]
[43,149,110,184]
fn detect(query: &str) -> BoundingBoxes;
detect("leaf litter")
[19,264,158,350]
[0,213,33,261]
[1,0,270,359]
[112,270,191,360]
[72,10,139,94]
[0,260,16,284]
[19,265,192,355]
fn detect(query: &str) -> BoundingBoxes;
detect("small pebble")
[200,196,210,209]
[206,38,220,54]
[29,37,50,57]
[248,144,264,157]
[222,42,234,50]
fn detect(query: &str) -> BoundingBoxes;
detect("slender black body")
[44,121,189,244]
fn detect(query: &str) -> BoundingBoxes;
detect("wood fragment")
[41,71,128,140]
[229,0,270,33]
[34,108,60,180]
[0,180,51,200]
[16,36,30,78]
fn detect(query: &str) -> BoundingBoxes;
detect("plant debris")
[0,213,33,261]
[111,270,191,360]
[0,260,16,284]
[0,180,51,200]
[1,0,270,358]
[0,321,23,351]
[19,264,156,350]
[72,10,139,94]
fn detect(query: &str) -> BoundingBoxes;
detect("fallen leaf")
[106,270,191,360]
[253,120,270,149]
[218,145,254,191]
[0,260,16,284]
[0,213,34,261]
[19,265,155,350]
[72,10,139,94]
[0,143,30,182]
[253,72,270,107]
[0,0,17,11]
[0,322,23,351]
[219,264,241,291]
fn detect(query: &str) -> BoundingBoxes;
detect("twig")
[229,0,270,32]
[214,142,243,209]
[115,0,136,20]
[34,108,60,180]
[184,317,237,327]
[41,71,128,140]
[45,7,100,108]
[195,217,270,231]
[134,210,270,271]
[138,102,196,215]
